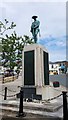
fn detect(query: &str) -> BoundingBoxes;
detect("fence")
[0,87,25,117]
[2,75,17,83]
[0,87,68,119]
[0,87,18,99]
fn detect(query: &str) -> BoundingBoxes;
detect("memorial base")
[22,44,50,100]
[16,85,61,101]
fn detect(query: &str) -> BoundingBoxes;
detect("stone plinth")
[22,44,49,87]
[22,44,50,100]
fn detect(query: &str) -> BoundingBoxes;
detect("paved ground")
[1,107,62,120]
[1,116,62,120]
[0,74,68,100]
[0,75,22,100]
[0,92,64,119]
[49,74,68,88]
[0,74,68,120]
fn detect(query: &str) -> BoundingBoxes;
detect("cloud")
[2,2,66,36]
[0,1,66,61]
[2,0,67,2]
[39,35,66,61]
[49,49,66,62]
[39,35,66,47]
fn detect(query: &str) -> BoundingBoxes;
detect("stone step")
[0,100,63,119]
[0,105,62,120]
[0,100,63,112]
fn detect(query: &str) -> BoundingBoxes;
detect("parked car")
[4,69,14,77]
[0,71,4,75]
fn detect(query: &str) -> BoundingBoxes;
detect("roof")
[49,61,67,64]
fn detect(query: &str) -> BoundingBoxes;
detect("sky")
[0,0,67,62]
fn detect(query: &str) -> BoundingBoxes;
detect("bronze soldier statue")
[30,16,40,43]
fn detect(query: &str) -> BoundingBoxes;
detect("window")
[52,65,53,68]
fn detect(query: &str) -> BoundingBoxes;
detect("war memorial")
[1,16,68,120]
[21,16,61,100]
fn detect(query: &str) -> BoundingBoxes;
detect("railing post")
[19,89,23,114]
[62,91,67,120]
[17,88,25,117]
[4,87,7,100]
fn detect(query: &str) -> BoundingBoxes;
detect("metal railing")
[0,87,68,119]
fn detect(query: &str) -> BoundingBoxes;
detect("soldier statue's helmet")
[32,16,38,19]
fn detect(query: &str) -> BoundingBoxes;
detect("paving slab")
[0,99,63,119]
[1,116,62,120]
[1,99,63,112]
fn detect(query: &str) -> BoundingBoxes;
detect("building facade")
[49,61,67,75]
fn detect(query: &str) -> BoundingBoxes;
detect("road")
[0,75,22,100]
[1,74,68,89]
[0,74,68,100]
[49,74,68,88]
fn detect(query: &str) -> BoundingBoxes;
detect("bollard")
[62,91,67,120]
[4,87,7,100]
[19,89,23,114]
[16,88,25,117]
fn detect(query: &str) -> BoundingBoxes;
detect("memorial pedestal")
[22,44,50,100]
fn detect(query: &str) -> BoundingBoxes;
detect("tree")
[0,19,34,75]
[0,19,16,66]
[0,19,16,35]
[0,19,16,51]
[2,32,33,69]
